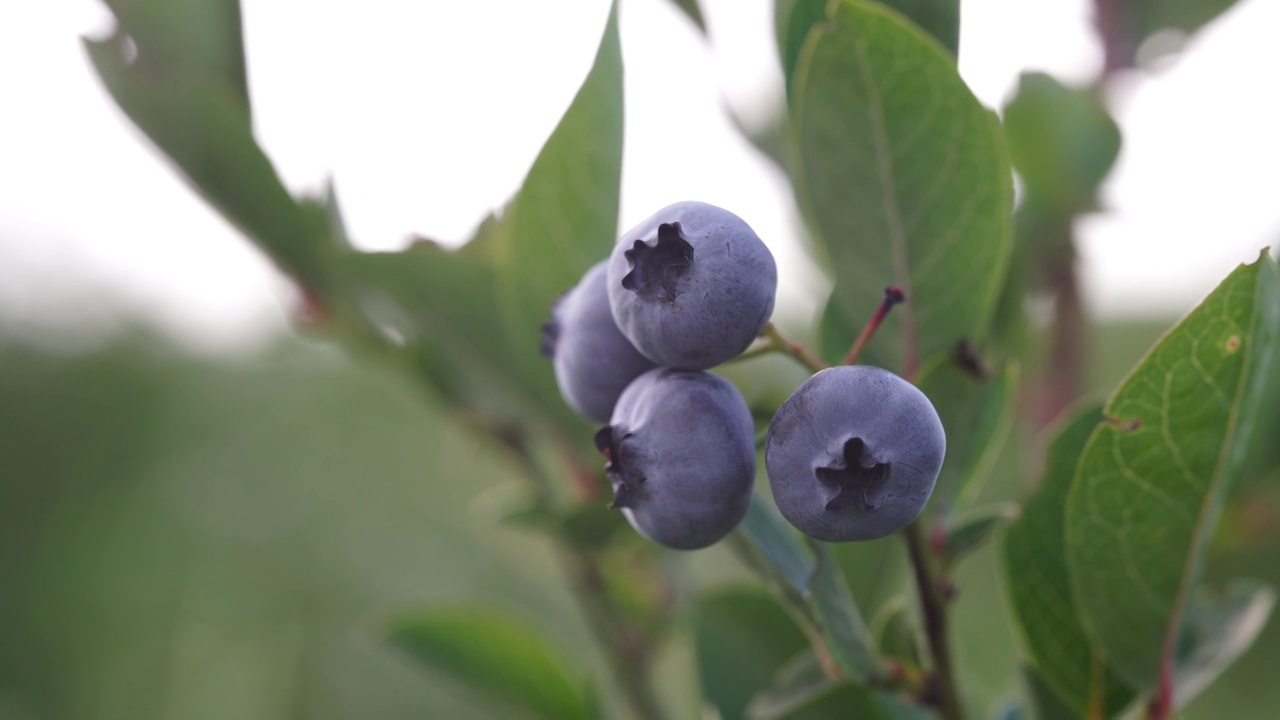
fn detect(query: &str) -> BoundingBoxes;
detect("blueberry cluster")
[543,201,945,549]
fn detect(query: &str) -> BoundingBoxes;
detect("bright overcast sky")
[1,0,1278,352]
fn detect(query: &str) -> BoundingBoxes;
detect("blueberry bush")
[78,0,1279,718]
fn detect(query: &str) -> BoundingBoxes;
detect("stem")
[761,322,830,374]
[1037,238,1086,428]
[513,447,669,720]
[842,286,907,366]
[1145,659,1174,720]
[904,520,965,720]
[561,552,670,720]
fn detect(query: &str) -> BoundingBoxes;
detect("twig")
[513,447,669,720]
[904,520,965,720]
[760,322,830,374]
[842,286,906,366]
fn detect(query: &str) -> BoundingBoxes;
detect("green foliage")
[55,0,1280,718]
[1172,580,1276,708]
[694,589,811,720]
[84,23,335,293]
[915,355,1019,514]
[1066,253,1280,690]
[792,0,1013,373]
[735,496,884,683]
[490,0,624,422]
[385,606,594,720]
[1004,407,1136,717]
[1003,72,1120,219]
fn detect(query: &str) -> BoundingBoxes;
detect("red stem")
[843,286,907,366]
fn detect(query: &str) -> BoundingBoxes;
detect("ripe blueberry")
[607,201,777,370]
[596,368,756,550]
[541,261,657,423]
[765,365,945,542]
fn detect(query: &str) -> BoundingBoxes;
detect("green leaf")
[746,651,837,719]
[775,0,827,95]
[101,0,249,112]
[1003,72,1120,218]
[915,353,1020,513]
[740,494,818,595]
[84,30,335,293]
[1004,406,1135,717]
[941,502,1019,570]
[874,0,960,57]
[733,496,883,684]
[695,589,811,720]
[1172,579,1276,708]
[1065,252,1280,690]
[384,605,593,720]
[807,540,882,682]
[792,1,1013,375]
[745,651,932,720]
[868,595,920,665]
[490,0,624,419]
[1020,664,1085,720]
[337,247,583,435]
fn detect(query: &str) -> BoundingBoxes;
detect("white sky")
[1,0,1277,353]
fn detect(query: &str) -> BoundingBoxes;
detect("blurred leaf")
[84,31,335,292]
[868,596,920,664]
[1066,253,1280,690]
[745,651,931,720]
[1021,664,1086,720]
[490,0,624,419]
[1004,406,1135,716]
[916,353,1019,513]
[667,0,708,33]
[831,532,908,621]
[775,0,826,95]
[1173,579,1276,708]
[336,246,590,447]
[807,541,882,682]
[746,651,836,719]
[876,0,960,56]
[792,1,1013,374]
[1101,0,1243,69]
[741,494,818,595]
[941,503,1019,570]
[101,0,249,112]
[385,606,593,720]
[735,497,883,683]
[1003,72,1120,219]
[559,504,627,551]
[695,588,811,720]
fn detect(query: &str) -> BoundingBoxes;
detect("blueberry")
[595,368,756,550]
[541,261,657,423]
[765,365,945,542]
[607,201,777,369]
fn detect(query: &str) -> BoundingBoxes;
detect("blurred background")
[1,0,1278,718]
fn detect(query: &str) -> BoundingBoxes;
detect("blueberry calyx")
[621,222,694,302]
[815,437,891,512]
[595,425,646,509]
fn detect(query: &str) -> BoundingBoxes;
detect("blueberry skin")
[596,368,756,550]
[607,201,777,370]
[765,365,945,542]
[541,261,657,423]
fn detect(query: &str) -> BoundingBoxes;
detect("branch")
[513,447,669,720]
[842,286,906,366]
[904,520,965,720]
[760,322,830,374]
